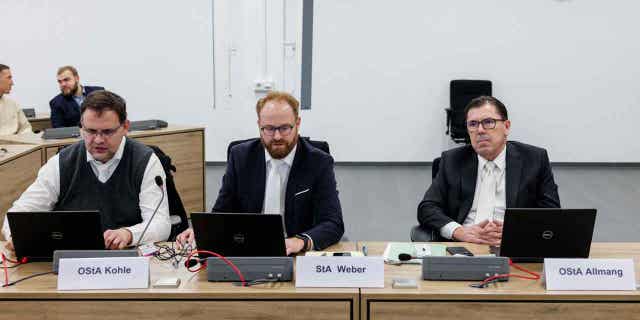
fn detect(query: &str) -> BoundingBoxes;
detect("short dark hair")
[464,95,509,121]
[80,90,127,125]
[0,64,9,73]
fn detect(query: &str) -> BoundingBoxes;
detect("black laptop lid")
[7,211,105,261]
[191,212,286,257]
[499,208,597,262]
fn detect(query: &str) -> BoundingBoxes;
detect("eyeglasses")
[466,118,506,131]
[82,124,123,138]
[260,124,294,137]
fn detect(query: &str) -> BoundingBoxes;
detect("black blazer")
[417,141,560,240]
[49,86,104,128]
[213,137,344,250]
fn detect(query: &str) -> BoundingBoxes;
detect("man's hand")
[452,220,503,246]
[482,220,503,245]
[175,228,195,249]
[103,228,133,250]
[285,237,305,256]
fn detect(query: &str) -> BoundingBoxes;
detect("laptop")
[7,211,105,261]
[191,212,286,257]
[497,208,597,262]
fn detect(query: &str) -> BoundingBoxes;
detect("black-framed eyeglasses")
[466,118,506,131]
[82,124,123,138]
[260,124,294,137]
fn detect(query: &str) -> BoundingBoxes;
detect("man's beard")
[262,136,297,159]
[61,83,79,97]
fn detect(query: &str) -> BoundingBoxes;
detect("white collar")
[264,142,297,167]
[86,136,127,164]
[477,144,507,172]
[75,85,86,97]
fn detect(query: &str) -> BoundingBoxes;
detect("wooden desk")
[27,113,51,133]
[0,242,359,320]
[0,125,205,214]
[0,145,43,239]
[359,242,640,320]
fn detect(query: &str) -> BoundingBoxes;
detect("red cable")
[1,255,27,288]
[185,250,246,287]
[2,255,20,264]
[476,259,540,287]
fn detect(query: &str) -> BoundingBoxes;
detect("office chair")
[445,80,492,144]
[410,157,441,242]
[147,145,189,240]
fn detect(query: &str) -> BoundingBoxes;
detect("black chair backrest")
[449,80,492,143]
[431,157,441,179]
[147,145,189,240]
[226,137,330,161]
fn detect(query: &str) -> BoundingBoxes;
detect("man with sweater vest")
[2,90,171,252]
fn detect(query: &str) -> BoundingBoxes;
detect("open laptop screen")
[498,208,597,262]
[191,212,286,257]
[7,211,105,261]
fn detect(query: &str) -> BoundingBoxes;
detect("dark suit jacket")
[213,137,344,250]
[49,86,104,128]
[417,141,560,240]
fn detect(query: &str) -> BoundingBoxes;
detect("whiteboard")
[308,0,640,162]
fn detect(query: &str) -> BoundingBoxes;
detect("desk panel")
[0,145,43,240]
[0,242,358,320]
[368,301,639,320]
[135,130,205,214]
[360,242,640,320]
[0,300,352,320]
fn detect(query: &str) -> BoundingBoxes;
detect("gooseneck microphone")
[134,175,165,248]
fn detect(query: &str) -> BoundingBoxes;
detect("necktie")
[263,159,283,215]
[475,161,498,223]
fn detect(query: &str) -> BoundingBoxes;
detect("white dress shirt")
[2,136,171,245]
[261,143,314,249]
[440,146,507,239]
[263,144,297,216]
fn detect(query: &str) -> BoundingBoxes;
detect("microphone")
[398,253,417,261]
[134,175,165,248]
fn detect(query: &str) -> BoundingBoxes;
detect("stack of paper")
[383,242,446,264]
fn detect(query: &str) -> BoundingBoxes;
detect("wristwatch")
[294,234,311,252]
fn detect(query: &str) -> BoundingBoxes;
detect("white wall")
[0,0,215,153]
[308,0,640,162]
[3,0,640,162]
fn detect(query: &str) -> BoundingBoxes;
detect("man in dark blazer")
[418,96,560,245]
[49,65,104,128]
[178,91,344,254]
